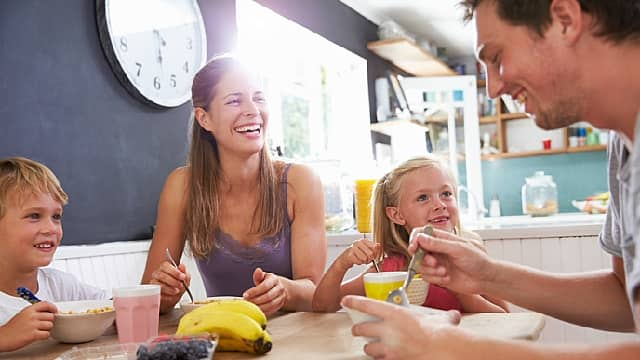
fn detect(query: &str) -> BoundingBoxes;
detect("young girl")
[312,155,507,313]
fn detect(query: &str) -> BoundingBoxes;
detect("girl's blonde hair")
[372,155,459,264]
[185,54,284,258]
[0,157,68,219]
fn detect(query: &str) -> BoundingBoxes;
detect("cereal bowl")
[51,299,115,343]
[180,296,243,314]
[343,306,381,325]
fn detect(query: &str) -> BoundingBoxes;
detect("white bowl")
[180,296,244,314]
[343,306,381,325]
[51,299,115,344]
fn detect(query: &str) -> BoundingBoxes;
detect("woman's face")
[197,67,268,156]
[388,166,459,234]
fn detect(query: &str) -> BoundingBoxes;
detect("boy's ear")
[385,206,406,226]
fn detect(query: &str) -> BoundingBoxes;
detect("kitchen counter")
[327,212,605,244]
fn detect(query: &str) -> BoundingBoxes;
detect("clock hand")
[153,29,163,65]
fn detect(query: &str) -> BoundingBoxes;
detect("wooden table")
[1,310,545,359]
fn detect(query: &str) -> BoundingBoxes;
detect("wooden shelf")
[370,119,427,136]
[367,38,456,77]
[481,145,606,160]
[501,112,530,121]
[480,115,498,124]
[566,144,607,153]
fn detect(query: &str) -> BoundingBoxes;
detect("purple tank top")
[195,164,293,296]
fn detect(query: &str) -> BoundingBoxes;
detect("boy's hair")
[372,155,459,264]
[459,0,640,44]
[0,157,68,218]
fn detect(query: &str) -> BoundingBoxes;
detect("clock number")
[154,77,161,90]
[183,61,189,73]
[170,74,177,88]
[186,37,193,50]
[119,37,128,52]
[135,62,142,77]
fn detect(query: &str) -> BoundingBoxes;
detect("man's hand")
[409,228,496,295]
[342,295,462,359]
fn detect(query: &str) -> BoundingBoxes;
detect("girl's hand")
[339,238,381,269]
[0,301,57,352]
[243,267,287,316]
[149,261,192,307]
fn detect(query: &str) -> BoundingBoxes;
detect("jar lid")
[525,171,554,185]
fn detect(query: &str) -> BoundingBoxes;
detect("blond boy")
[0,157,107,352]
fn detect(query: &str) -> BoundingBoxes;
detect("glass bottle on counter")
[521,171,558,216]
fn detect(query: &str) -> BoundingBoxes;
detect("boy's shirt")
[0,268,108,325]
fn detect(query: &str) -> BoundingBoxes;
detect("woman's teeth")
[35,243,52,248]
[235,125,261,133]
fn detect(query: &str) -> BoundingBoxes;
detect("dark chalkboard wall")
[0,0,389,245]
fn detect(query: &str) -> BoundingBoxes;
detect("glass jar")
[521,171,558,216]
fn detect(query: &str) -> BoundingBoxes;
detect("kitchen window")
[235,0,373,173]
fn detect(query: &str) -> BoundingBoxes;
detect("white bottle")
[489,194,501,217]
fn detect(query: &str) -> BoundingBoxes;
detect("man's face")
[474,1,583,130]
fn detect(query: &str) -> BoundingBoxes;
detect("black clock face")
[96,0,207,108]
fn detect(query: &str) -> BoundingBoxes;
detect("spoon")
[165,248,194,303]
[17,287,41,304]
[386,225,432,306]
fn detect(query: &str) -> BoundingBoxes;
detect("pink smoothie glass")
[112,284,161,344]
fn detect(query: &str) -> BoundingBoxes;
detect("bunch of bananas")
[176,299,272,354]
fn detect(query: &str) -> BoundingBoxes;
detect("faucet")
[457,185,488,222]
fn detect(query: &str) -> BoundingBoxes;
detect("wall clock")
[96,0,207,108]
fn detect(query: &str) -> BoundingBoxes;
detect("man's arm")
[483,255,634,331]
[413,230,635,331]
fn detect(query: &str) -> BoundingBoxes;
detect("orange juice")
[354,178,376,233]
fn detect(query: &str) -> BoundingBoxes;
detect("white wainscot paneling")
[49,241,207,302]
[485,236,638,345]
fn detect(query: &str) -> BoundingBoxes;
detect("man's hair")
[459,0,640,43]
[0,157,68,218]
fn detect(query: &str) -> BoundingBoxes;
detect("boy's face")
[0,192,63,271]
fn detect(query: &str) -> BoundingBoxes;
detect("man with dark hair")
[343,0,640,358]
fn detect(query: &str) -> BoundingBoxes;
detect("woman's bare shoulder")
[163,166,189,192]
[283,162,320,185]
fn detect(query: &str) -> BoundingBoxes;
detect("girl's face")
[196,67,268,157]
[387,166,458,234]
[0,192,63,272]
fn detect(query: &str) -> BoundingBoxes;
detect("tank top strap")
[281,163,293,224]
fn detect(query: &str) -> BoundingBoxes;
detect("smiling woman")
[141,55,328,317]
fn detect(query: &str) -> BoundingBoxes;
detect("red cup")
[542,139,551,150]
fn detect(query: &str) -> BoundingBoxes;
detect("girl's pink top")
[380,254,463,312]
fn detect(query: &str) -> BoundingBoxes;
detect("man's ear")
[385,206,406,226]
[194,107,210,130]
[549,0,584,45]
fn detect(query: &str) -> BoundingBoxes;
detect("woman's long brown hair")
[186,55,284,259]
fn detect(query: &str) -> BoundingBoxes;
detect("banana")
[188,299,267,329]
[586,192,609,201]
[177,310,272,354]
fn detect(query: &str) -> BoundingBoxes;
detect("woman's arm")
[281,163,328,312]
[312,239,378,312]
[141,167,191,314]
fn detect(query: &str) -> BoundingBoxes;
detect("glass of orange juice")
[354,178,376,234]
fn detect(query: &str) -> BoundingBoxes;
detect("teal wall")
[480,151,608,216]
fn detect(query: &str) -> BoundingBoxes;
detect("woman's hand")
[0,301,57,352]
[149,261,192,312]
[243,267,287,315]
[338,238,381,270]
